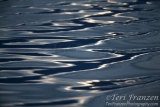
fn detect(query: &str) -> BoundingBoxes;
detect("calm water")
[0,0,160,107]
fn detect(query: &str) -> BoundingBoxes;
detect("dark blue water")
[0,0,160,107]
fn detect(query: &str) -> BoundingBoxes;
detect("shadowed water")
[0,0,160,107]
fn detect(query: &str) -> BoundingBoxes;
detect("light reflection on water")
[0,0,160,107]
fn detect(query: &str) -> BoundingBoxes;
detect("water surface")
[0,0,160,107]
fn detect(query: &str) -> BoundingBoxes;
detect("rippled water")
[0,0,160,107]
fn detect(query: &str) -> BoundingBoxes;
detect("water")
[0,0,160,107]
